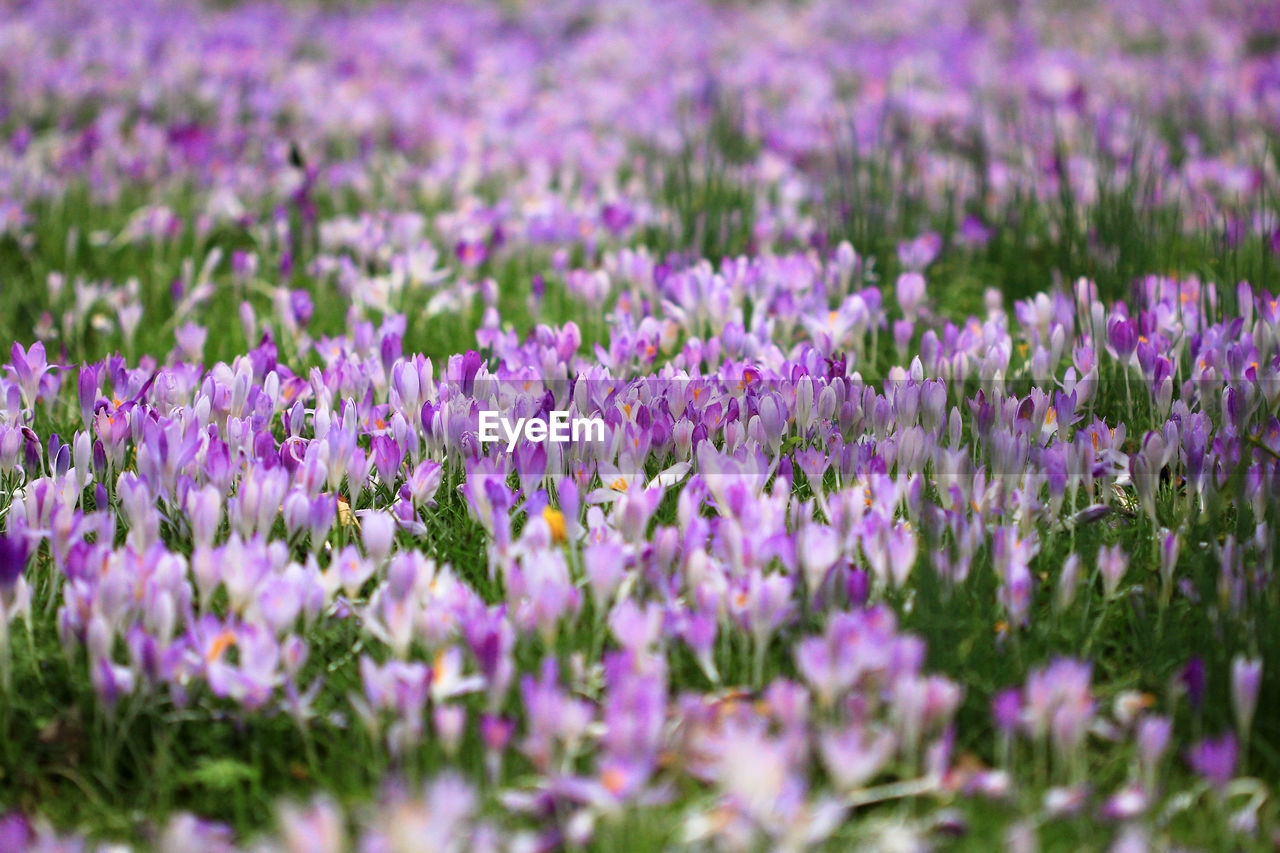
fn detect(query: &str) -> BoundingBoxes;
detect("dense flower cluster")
[1,0,1279,849]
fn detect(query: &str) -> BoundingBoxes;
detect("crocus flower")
[818,722,896,792]
[896,272,927,322]
[0,534,28,590]
[799,522,840,593]
[360,510,396,564]
[1106,316,1138,364]
[1231,656,1262,745]
[1023,659,1094,775]
[992,689,1021,735]
[8,341,52,407]
[1187,733,1237,791]
[1097,544,1127,599]
[1055,554,1080,612]
[1136,715,1172,789]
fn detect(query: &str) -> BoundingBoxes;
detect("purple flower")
[0,814,31,851]
[896,272,927,320]
[957,216,991,247]
[1136,715,1172,786]
[1097,543,1127,599]
[1181,657,1206,710]
[608,600,663,652]
[1106,315,1138,363]
[897,233,941,271]
[1231,656,1263,742]
[289,289,314,327]
[8,341,52,406]
[1022,658,1094,763]
[1187,733,1237,791]
[818,722,896,791]
[0,534,29,590]
[370,434,404,486]
[992,689,1021,734]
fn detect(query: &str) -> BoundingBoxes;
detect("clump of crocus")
[1020,658,1095,782]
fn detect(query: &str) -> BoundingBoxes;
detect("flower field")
[1,0,1280,849]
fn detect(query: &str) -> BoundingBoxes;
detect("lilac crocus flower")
[370,434,405,487]
[8,341,52,406]
[728,570,794,652]
[1097,544,1127,599]
[992,689,1021,735]
[799,522,840,593]
[361,510,396,564]
[818,722,896,792]
[897,233,941,272]
[0,814,30,851]
[896,272,927,321]
[1187,733,1237,791]
[1023,658,1094,766]
[1054,554,1080,612]
[1231,656,1262,743]
[1106,315,1138,364]
[1136,715,1172,788]
[0,534,28,590]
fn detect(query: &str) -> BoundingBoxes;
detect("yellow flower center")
[207,630,237,664]
[542,506,567,544]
